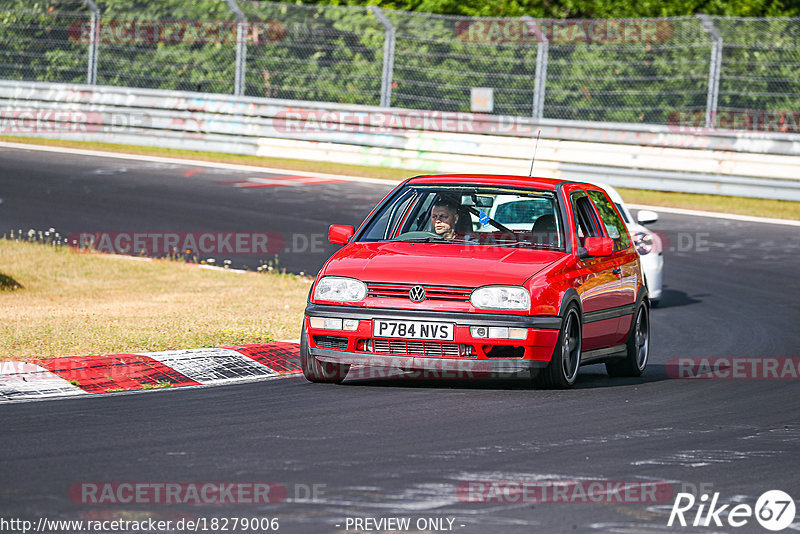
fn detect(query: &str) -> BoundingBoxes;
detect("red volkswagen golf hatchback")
[302,174,650,388]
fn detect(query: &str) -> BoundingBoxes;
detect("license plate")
[373,319,454,341]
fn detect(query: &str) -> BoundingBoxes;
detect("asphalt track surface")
[2,146,800,533]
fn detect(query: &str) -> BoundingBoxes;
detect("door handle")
[612,268,622,276]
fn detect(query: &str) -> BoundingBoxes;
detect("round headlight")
[314,276,367,302]
[634,231,653,255]
[470,285,530,311]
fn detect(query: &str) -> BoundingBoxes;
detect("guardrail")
[1,80,799,201]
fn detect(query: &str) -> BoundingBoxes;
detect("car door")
[586,189,640,340]
[568,189,622,351]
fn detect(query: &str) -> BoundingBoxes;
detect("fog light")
[325,318,343,330]
[470,326,488,338]
[509,328,527,340]
[488,327,509,338]
[343,319,359,331]
[310,317,343,330]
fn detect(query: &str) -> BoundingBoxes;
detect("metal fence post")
[84,0,100,85]
[524,17,548,120]
[369,6,396,108]
[225,0,247,96]
[697,14,722,130]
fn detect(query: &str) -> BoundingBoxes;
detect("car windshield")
[358,184,565,250]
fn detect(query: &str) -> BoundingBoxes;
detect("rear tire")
[606,303,649,377]
[534,305,581,389]
[300,324,350,384]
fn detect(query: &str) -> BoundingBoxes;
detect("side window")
[570,192,602,247]
[410,193,437,233]
[587,190,631,251]
[361,189,416,240]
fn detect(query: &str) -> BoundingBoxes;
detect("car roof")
[407,174,565,190]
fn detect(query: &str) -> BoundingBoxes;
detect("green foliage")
[301,0,799,17]
[0,0,797,125]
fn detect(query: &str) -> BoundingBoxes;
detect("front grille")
[313,335,348,350]
[370,339,472,358]
[366,282,472,302]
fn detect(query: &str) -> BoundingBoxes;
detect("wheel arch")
[557,288,582,320]
[636,284,650,309]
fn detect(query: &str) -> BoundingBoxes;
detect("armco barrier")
[1,80,799,201]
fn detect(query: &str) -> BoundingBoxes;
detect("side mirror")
[637,210,659,225]
[580,236,614,258]
[328,224,354,245]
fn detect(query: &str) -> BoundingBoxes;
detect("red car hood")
[321,242,563,287]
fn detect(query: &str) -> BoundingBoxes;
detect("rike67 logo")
[669,490,796,531]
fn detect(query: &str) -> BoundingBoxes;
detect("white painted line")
[197,264,247,273]
[108,254,154,262]
[0,362,85,401]
[0,141,395,185]
[628,203,800,227]
[143,348,280,385]
[3,140,797,225]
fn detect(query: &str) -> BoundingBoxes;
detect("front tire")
[534,305,582,389]
[606,303,649,377]
[300,324,350,383]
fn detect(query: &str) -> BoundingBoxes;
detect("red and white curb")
[0,342,301,403]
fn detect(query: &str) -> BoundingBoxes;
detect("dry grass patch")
[617,187,800,221]
[0,239,311,360]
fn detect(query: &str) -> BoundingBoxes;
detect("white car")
[592,183,663,306]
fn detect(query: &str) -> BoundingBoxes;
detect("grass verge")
[615,187,800,221]
[0,239,310,360]
[2,135,798,220]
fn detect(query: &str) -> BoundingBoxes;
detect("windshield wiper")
[391,236,474,244]
[488,240,562,249]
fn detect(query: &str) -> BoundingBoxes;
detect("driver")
[430,198,460,239]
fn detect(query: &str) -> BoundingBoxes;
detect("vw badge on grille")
[409,285,426,302]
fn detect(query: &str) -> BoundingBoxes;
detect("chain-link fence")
[0,0,798,130]
[0,1,91,84]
